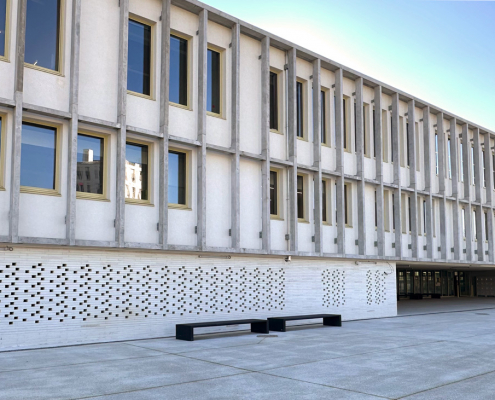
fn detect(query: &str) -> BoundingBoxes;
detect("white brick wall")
[0,247,397,351]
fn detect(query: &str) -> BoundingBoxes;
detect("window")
[322,180,328,223]
[363,104,369,156]
[21,122,59,193]
[482,149,486,188]
[0,0,8,60]
[401,194,407,234]
[269,72,278,131]
[125,141,150,203]
[343,98,348,151]
[297,175,304,219]
[169,150,187,206]
[460,142,464,182]
[493,153,495,188]
[392,193,395,231]
[170,34,188,106]
[270,170,283,218]
[321,91,326,144]
[408,196,412,232]
[473,209,477,240]
[296,81,304,138]
[207,48,221,115]
[447,138,452,179]
[384,190,390,232]
[415,122,420,172]
[406,122,410,167]
[400,116,405,167]
[423,199,426,234]
[76,133,106,199]
[462,208,466,238]
[391,116,394,163]
[382,111,388,162]
[374,190,377,228]
[354,101,357,151]
[471,146,475,185]
[417,198,421,236]
[25,0,62,72]
[435,133,439,175]
[485,212,489,242]
[372,108,376,157]
[344,183,351,226]
[128,17,152,97]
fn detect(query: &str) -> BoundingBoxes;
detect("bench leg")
[251,321,269,334]
[323,316,342,327]
[176,325,194,341]
[268,319,286,332]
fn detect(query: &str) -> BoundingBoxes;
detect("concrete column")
[9,0,28,243]
[392,94,401,257]
[66,0,82,246]
[476,205,483,261]
[450,118,461,260]
[488,205,494,263]
[159,0,171,249]
[423,108,433,259]
[312,59,322,255]
[437,114,447,259]
[260,36,270,252]
[464,202,472,261]
[230,23,241,250]
[196,9,208,249]
[287,48,297,252]
[462,123,471,200]
[473,128,482,204]
[484,132,493,204]
[407,101,418,258]
[115,0,129,247]
[335,69,345,254]
[355,77,366,256]
[374,86,384,256]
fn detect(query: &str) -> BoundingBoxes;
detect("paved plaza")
[2,299,495,399]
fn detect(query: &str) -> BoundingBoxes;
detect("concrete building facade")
[0,0,493,351]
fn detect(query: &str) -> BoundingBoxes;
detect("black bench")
[410,294,423,300]
[431,293,442,299]
[176,319,269,341]
[268,314,341,332]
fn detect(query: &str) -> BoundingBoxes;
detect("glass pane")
[0,0,6,57]
[297,175,303,219]
[207,49,220,114]
[170,35,188,105]
[321,91,326,144]
[128,19,152,96]
[296,82,303,137]
[168,151,186,205]
[125,142,149,201]
[25,0,60,71]
[76,134,104,195]
[270,72,278,130]
[21,123,57,190]
[322,180,326,222]
[270,170,277,215]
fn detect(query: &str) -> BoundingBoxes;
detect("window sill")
[25,63,63,77]
[270,129,283,135]
[20,187,61,197]
[169,203,191,210]
[322,143,331,149]
[207,111,225,120]
[296,136,308,142]
[0,56,10,63]
[322,221,332,226]
[0,186,5,191]
[125,199,154,207]
[170,102,191,111]
[270,215,284,221]
[76,193,110,202]
[297,218,309,224]
[345,224,353,228]
[128,90,155,101]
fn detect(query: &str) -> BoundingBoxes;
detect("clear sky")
[202,0,495,131]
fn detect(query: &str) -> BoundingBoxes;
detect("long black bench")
[176,319,269,341]
[268,314,341,332]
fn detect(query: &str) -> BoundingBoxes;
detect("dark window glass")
[270,170,277,215]
[76,134,104,195]
[321,91,326,144]
[392,193,395,230]
[408,197,411,232]
[169,150,186,205]
[344,184,349,225]
[485,212,489,241]
[21,122,57,190]
[391,116,394,162]
[333,96,336,145]
[322,180,327,222]
[128,19,152,96]
[296,82,303,138]
[493,154,495,185]
[25,0,61,71]
[207,49,220,114]
[270,72,278,131]
[0,0,6,57]
[125,142,149,201]
[170,35,188,105]
[374,191,377,228]
[297,175,304,219]
[354,101,357,150]
[406,122,410,166]
[372,109,376,157]
[423,200,426,234]
[335,182,337,224]
[343,98,347,149]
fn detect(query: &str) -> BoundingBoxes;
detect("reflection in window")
[269,72,278,131]
[128,18,152,96]
[0,0,6,58]
[76,134,104,195]
[125,142,149,201]
[169,150,186,205]
[25,0,61,71]
[207,48,220,114]
[296,82,303,138]
[297,175,304,219]
[170,34,188,105]
[21,122,57,190]
[270,170,278,216]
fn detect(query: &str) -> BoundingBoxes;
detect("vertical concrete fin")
[355,78,366,255]
[287,48,297,252]
[260,36,270,252]
[374,86,384,256]
[335,69,345,254]
[313,59,322,255]
[450,118,461,260]
[392,94,402,258]
[462,123,470,199]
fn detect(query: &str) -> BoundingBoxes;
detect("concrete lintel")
[127,125,163,139]
[169,134,201,147]
[240,151,265,161]
[78,115,120,129]
[0,97,15,107]
[206,144,235,154]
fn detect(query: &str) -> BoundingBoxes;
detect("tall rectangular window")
[322,180,327,223]
[435,133,439,175]
[363,105,368,156]
[270,170,278,216]
[25,0,61,72]
[423,199,426,234]
[462,208,466,237]
[391,116,394,163]
[321,91,326,144]
[125,142,149,202]
[406,123,410,167]
[21,122,57,191]
[296,81,304,138]
[76,133,105,197]
[354,101,357,151]
[170,34,188,106]
[374,190,377,228]
[447,138,452,179]
[372,109,376,157]
[207,48,221,115]
[128,18,152,96]
[344,183,350,226]
[408,196,412,232]
[333,96,336,146]
[473,209,477,240]
[485,212,489,242]
[0,116,3,188]
[169,150,186,206]
[269,72,278,131]
[297,175,304,219]
[493,153,495,188]
[460,142,464,182]
[0,0,7,59]
[471,146,475,185]
[384,190,390,231]
[392,193,395,231]
[482,149,486,187]
[343,98,348,150]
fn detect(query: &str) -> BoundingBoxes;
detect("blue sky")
[203,0,495,131]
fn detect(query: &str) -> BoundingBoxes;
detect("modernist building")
[0,0,494,351]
